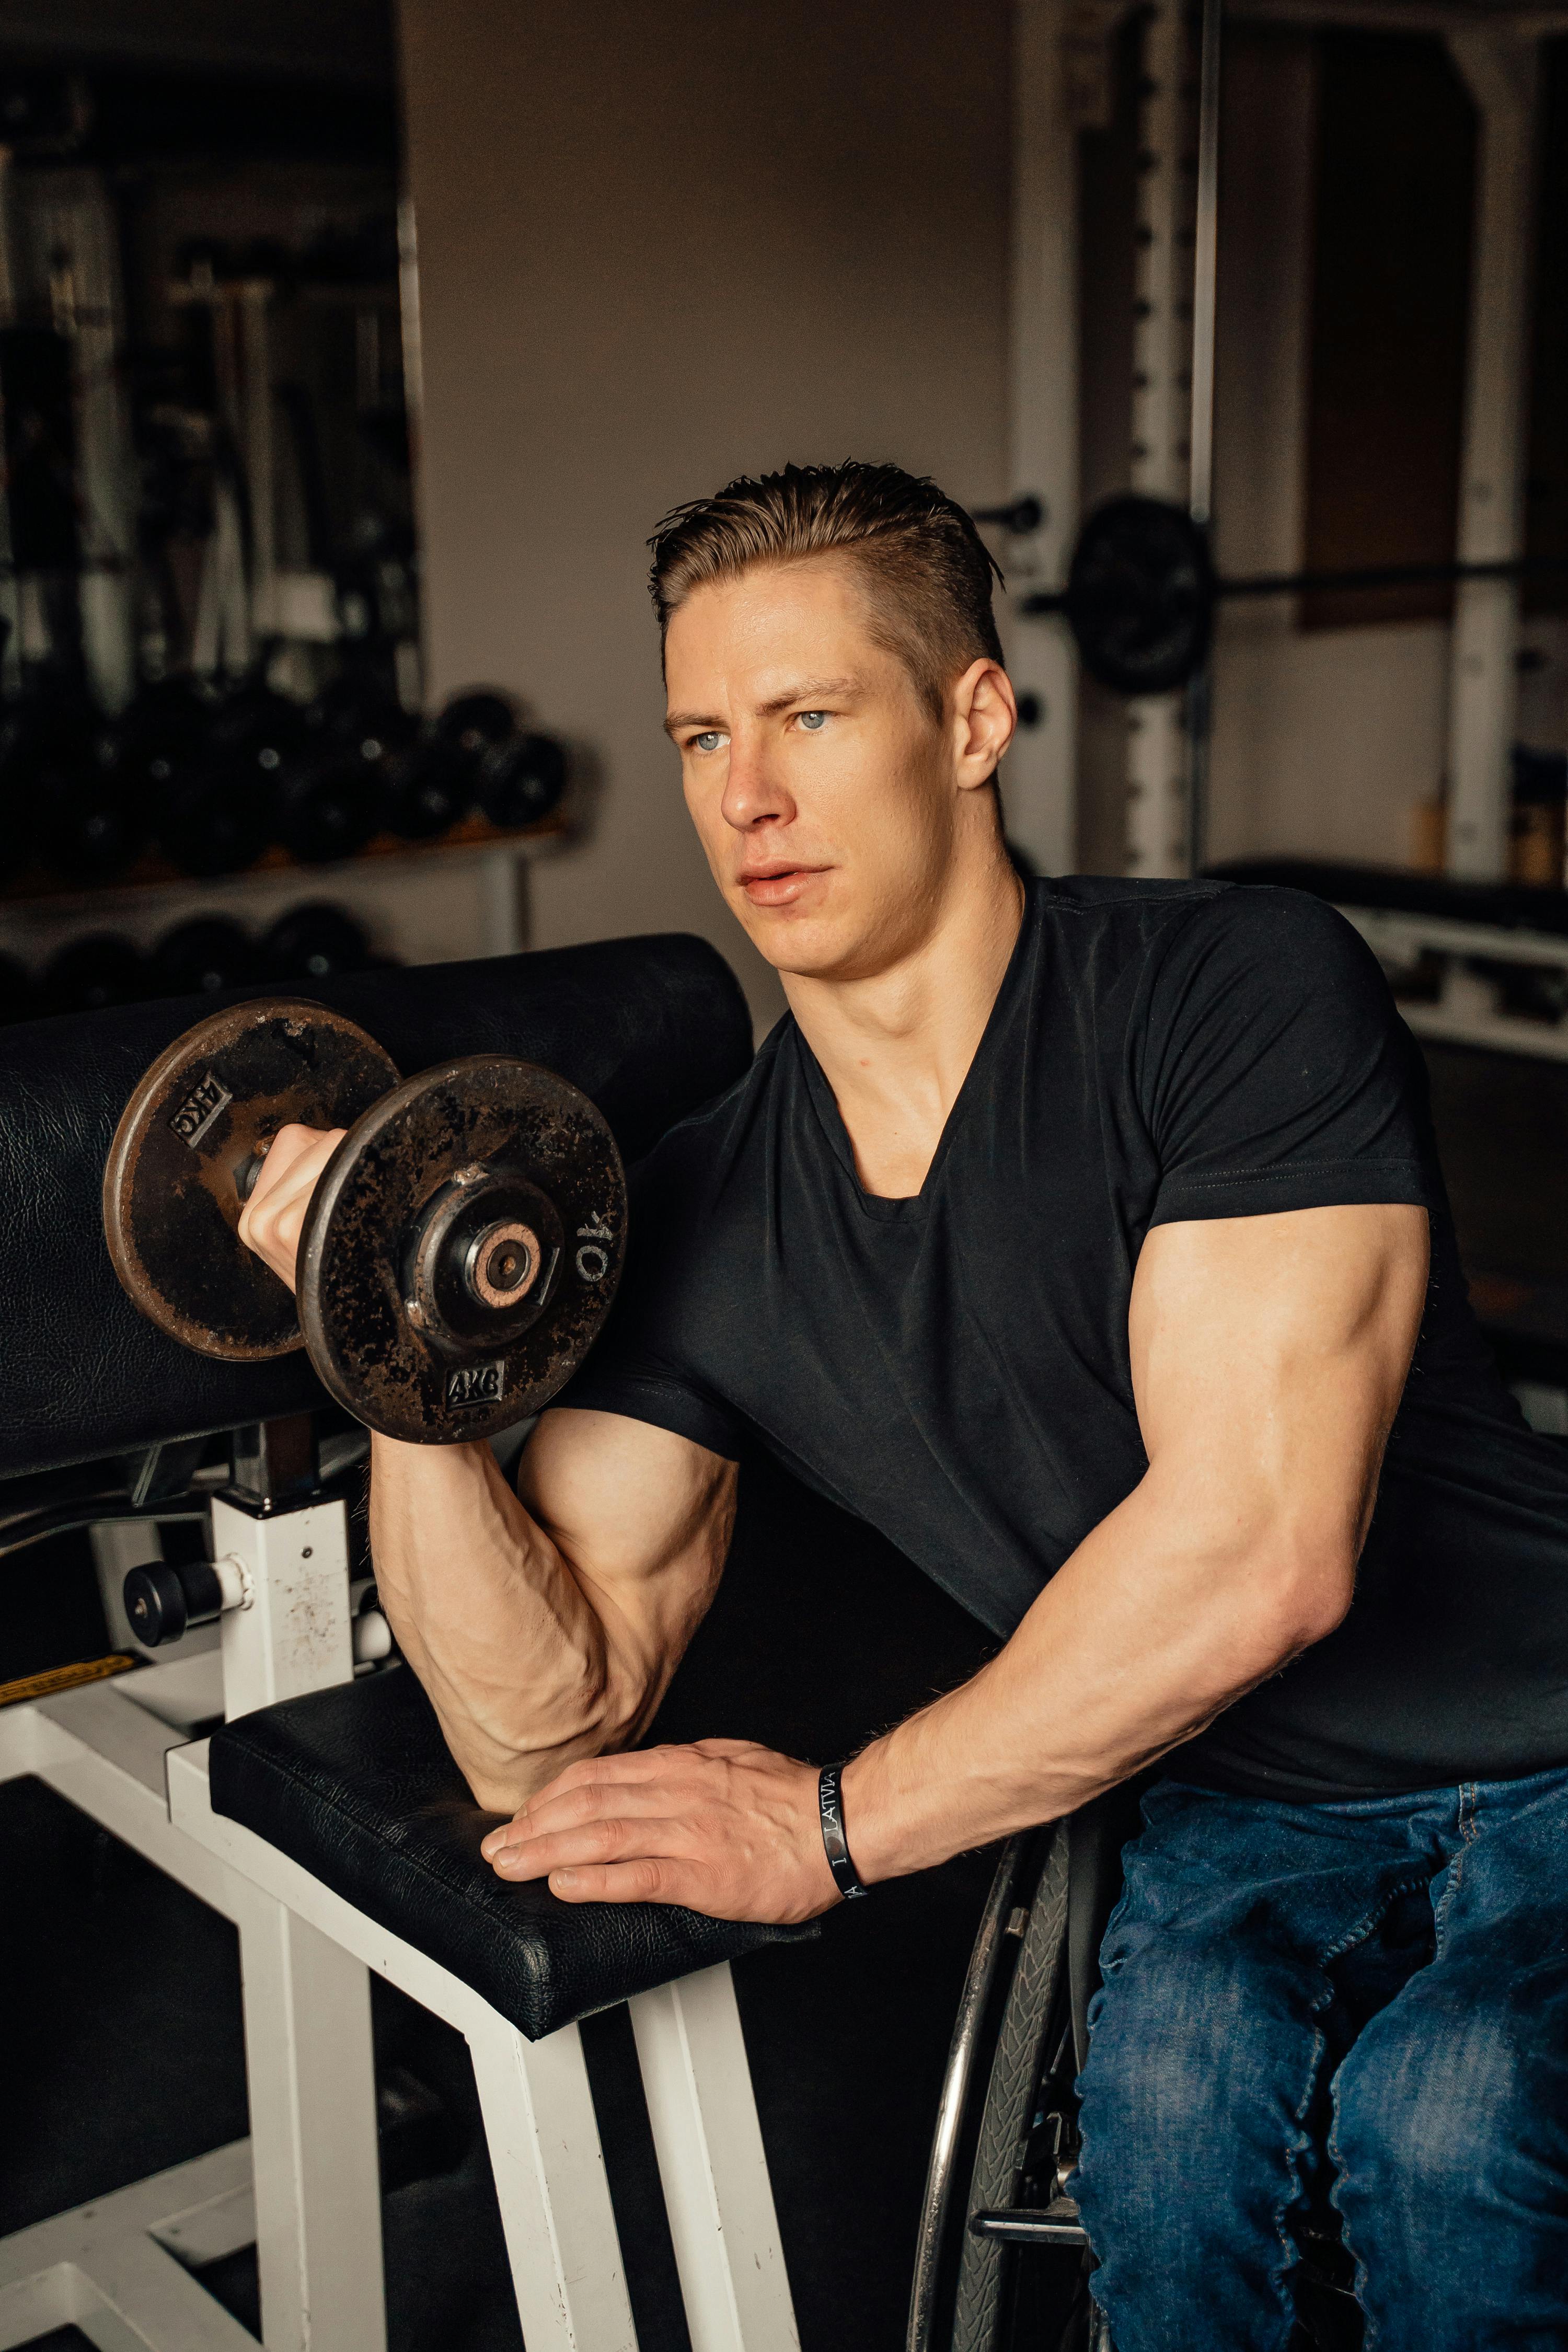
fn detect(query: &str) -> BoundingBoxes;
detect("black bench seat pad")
[208,1664,813,2039]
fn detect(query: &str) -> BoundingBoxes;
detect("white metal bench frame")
[0,1478,800,2352]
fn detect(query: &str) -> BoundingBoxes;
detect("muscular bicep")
[1129,1204,1428,1592]
[520,1406,737,1696]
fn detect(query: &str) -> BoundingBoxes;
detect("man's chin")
[732,906,882,986]
[732,900,844,979]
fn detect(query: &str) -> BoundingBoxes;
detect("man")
[240,462,1568,2348]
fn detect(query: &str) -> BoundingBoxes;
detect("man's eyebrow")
[756,676,860,717]
[664,678,861,739]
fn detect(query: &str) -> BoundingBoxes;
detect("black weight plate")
[1066,493,1215,697]
[297,1056,626,1444]
[103,999,400,1361]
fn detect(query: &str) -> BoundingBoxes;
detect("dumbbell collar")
[405,1161,563,1352]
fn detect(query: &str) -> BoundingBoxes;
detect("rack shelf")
[0,811,568,924]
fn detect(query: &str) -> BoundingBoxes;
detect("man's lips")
[736,862,829,908]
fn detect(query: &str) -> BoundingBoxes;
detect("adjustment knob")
[123,1555,248,1647]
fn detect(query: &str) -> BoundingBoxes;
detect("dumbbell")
[34,721,151,883]
[434,685,517,804]
[367,686,516,845]
[148,916,257,1000]
[477,731,568,830]
[434,688,519,767]
[297,677,423,851]
[118,678,216,803]
[378,731,474,841]
[154,683,305,877]
[273,740,383,864]
[41,932,147,1016]
[260,902,371,983]
[102,999,626,1444]
[423,689,568,834]
[0,685,80,883]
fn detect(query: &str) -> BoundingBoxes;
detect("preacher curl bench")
[0,935,843,2352]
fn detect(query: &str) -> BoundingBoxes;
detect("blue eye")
[691,731,724,753]
[798,710,828,732]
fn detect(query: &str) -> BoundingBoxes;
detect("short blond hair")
[648,460,1006,724]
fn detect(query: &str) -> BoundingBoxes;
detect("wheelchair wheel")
[908,1825,1095,2352]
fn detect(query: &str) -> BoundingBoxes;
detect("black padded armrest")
[208,1665,814,2038]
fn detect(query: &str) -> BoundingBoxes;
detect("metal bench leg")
[238,1890,386,2352]
[466,2005,638,2352]
[628,1964,799,2352]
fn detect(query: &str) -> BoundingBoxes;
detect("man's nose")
[720,729,794,832]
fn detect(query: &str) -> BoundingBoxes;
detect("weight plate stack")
[103,1000,400,1362]
[298,1056,626,1444]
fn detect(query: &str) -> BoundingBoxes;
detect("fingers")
[247,1122,335,1205]
[487,1812,687,1882]
[481,1792,653,1859]
[477,1751,682,1858]
[476,1744,835,1923]
[479,1742,769,1862]
[482,1769,704,1858]
[236,1124,345,1293]
[546,1858,710,1907]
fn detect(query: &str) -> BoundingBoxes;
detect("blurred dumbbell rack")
[0,811,568,999]
[0,88,590,1017]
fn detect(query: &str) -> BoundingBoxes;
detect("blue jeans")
[1073,1767,1568,2349]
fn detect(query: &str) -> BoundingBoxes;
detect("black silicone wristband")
[818,1762,869,1901]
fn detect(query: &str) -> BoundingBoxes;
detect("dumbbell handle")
[123,1553,251,1649]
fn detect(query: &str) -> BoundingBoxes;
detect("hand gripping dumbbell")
[102,999,627,1446]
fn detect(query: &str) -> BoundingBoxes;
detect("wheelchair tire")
[907,1826,1078,2352]
[950,1826,1071,2352]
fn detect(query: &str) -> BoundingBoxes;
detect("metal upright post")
[1186,0,1221,536]
[33,170,139,713]
[1125,0,1195,879]
[1184,0,1224,875]
[238,282,279,643]
[1007,0,1094,877]
[214,1423,388,2352]
[628,1967,799,2352]
[464,2008,640,2352]
[1444,30,1540,883]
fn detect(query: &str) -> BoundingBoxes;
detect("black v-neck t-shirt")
[562,878,1568,1797]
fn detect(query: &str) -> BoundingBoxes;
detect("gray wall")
[398,0,1011,1029]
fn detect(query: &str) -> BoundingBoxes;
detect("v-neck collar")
[791,886,1041,1223]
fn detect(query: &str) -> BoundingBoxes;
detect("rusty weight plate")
[103,999,400,1360]
[296,1055,627,1443]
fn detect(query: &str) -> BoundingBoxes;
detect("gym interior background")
[4,1,1567,2348]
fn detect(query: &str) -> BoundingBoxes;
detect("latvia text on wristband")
[818,1761,869,1900]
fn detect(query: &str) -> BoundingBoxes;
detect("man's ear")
[951,659,1017,788]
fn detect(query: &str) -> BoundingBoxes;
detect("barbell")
[1014,492,1568,698]
[103,999,626,1445]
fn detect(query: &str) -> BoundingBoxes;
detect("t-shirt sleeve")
[547,1141,748,1461]
[1141,885,1439,1228]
